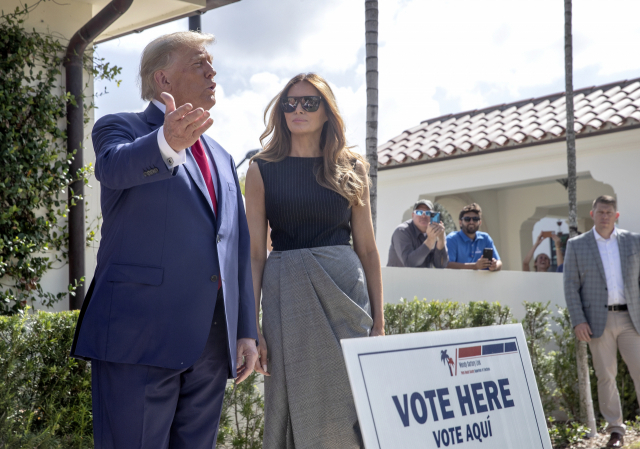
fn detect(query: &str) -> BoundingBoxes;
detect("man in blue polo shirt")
[446,203,502,271]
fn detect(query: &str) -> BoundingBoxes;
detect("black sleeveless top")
[256,157,352,251]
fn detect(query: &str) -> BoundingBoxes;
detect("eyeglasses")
[414,210,431,217]
[281,96,323,113]
[462,216,480,223]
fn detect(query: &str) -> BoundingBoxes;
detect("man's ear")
[154,70,171,96]
[589,210,594,219]
[615,211,620,221]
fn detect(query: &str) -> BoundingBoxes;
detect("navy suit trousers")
[91,290,229,449]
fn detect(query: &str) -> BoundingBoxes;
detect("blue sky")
[94,0,640,172]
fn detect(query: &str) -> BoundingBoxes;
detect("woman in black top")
[245,73,384,448]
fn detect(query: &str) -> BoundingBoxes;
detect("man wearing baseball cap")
[387,200,448,268]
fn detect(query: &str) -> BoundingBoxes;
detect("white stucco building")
[376,78,640,312]
[377,78,640,272]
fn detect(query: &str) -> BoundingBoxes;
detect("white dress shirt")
[594,227,626,305]
[151,100,218,207]
[151,100,187,170]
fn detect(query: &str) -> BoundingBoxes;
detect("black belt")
[608,304,628,311]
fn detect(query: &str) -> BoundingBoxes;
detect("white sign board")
[341,324,551,449]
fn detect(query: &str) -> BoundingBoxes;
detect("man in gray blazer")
[564,195,640,448]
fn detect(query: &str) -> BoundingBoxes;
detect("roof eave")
[378,123,640,171]
[94,0,240,44]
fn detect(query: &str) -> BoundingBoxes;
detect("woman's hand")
[534,232,546,247]
[370,323,385,337]
[254,332,270,376]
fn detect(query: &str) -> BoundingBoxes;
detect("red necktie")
[191,138,218,216]
[191,139,221,290]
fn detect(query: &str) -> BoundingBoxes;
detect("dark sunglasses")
[281,96,323,113]
[462,216,481,222]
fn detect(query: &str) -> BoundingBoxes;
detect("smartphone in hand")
[430,212,441,223]
[482,248,494,260]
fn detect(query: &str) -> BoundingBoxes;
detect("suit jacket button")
[211,275,218,282]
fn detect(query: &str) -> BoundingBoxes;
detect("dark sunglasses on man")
[281,96,323,113]
[462,216,480,222]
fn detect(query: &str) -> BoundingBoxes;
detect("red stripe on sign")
[458,346,482,358]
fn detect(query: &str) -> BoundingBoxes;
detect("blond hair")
[252,73,370,207]
[139,31,215,101]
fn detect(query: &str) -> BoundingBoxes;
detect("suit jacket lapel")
[201,138,227,233]
[587,228,607,282]
[183,148,216,217]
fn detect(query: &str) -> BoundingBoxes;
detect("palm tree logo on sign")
[440,349,455,377]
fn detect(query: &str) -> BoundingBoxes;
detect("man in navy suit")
[70,31,258,448]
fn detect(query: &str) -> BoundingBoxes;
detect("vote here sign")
[341,324,551,449]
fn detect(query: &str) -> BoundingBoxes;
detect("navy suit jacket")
[71,103,257,374]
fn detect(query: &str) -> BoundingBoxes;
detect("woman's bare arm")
[552,234,564,267]
[351,162,385,336]
[244,162,269,374]
[522,232,545,272]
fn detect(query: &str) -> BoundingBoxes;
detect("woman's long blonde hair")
[251,73,369,207]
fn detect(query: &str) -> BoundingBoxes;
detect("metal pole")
[65,0,133,309]
[189,14,201,32]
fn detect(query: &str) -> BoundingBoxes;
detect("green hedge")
[0,311,91,448]
[1,301,636,448]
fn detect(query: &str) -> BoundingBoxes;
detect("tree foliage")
[0,3,121,314]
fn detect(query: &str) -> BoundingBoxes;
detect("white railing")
[382,267,566,320]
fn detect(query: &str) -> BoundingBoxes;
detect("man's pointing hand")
[161,92,214,152]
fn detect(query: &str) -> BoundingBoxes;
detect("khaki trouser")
[588,311,640,435]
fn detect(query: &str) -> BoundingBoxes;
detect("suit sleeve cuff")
[157,126,186,169]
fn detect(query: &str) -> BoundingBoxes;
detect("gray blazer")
[563,228,640,338]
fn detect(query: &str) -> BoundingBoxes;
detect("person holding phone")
[446,203,502,271]
[387,200,448,268]
[522,231,564,272]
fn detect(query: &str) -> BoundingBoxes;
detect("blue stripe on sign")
[505,342,517,352]
[482,343,504,355]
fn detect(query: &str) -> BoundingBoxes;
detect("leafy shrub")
[218,372,264,449]
[551,307,582,419]
[384,297,512,335]
[0,3,121,314]
[547,417,589,448]
[0,311,92,448]
[521,301,555,416]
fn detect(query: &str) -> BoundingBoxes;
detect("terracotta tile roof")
[378,78,640,168]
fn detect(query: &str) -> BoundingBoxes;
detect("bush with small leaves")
[0,3,121,314]
[0,310,93,448]
[384,297,512,335]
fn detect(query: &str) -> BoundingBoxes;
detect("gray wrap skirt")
[262,245,373,449]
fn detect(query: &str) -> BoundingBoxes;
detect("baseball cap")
[413,199,434,210]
